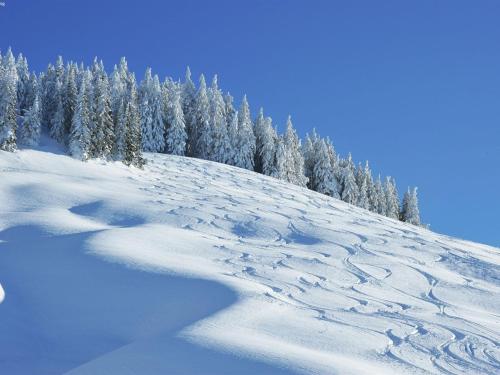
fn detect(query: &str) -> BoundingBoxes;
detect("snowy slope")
[0,139,499,375]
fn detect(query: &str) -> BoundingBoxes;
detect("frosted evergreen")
[193,74,212,160]
[234,95,256,170]
[402,187,421,226]
[1,50,422,224]
[69,71,91,160]
[312,139,340,197]
[209,75,231,163]
[164,80,187,156]
[0,48,19,151]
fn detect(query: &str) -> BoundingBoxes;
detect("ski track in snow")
[0,143,499,375]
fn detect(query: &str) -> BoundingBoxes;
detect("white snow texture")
[0,139,499,375]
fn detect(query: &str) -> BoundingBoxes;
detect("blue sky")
[1,0,499,247]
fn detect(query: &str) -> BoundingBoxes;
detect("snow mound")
[0,145,499,375]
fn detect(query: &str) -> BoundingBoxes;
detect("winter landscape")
[1,1,499,374]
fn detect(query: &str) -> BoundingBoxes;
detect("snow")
[0,138,499,375]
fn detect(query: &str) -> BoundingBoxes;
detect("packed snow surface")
[1,140,499,375]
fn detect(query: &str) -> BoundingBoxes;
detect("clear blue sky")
[1,0,499,247]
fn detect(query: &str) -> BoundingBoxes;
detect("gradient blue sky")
[1,0,499,246]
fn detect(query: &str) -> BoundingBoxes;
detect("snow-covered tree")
[224,93,239,166]
[69,70,91,160]
[254,108,277,176]
[91,69,114,158]
[283,116,308,187]
[19,90,41,147]
[234,95,256,170]
[63,64,78,141]
[138,69,165,152]
[271,136,287,180]
[139,67,153,151]
[209,75,231,163]
[311,138,339,197]
[182,67,197,156]
[384,176,400,220]
[16,53,30,116]
[401,187,421,225]
[123,73,144,167]
[0,48,19,151]
[356,163,370,210]
[340,154,359,204]
[302,130,317,187]
[373,175,387,215]
[193,74,212,159]
[164,80,187,155]
[50,85,66,143]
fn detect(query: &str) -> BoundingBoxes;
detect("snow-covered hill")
[1,139,499,375]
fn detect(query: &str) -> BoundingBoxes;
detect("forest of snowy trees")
[0,49,421,225]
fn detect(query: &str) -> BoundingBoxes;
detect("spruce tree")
[254,109,277,176]
[340,155,359,204]
[384,177,400,220]
[271,136,287,180]
[123,73,144,167]
[283,116,307,187]
[19,90,41,147]
[16,53,30,117]
[235,95,256,170]
[224,93,238,165]
[182,67,197,156]
[194,74,212,159]
[373,175,387,215]
[0,48,19,151]
[139,68,155,151]
[69,71,91,160]
[402,187,421,225]
[164,81,187,155]
[356,163,370,209]
[209,75,231,163]
[92,70,114,158]
[64,64,78,141]
[312,139,340,197]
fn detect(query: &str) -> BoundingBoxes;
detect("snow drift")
[0,140,499,375]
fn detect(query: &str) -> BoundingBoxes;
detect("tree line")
[0,49,421,225]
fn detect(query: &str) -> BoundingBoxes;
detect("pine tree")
[356,163,370,209]
[16,53,30,117]
[194,74,212,159]
[164,80,187,155]
[182,67,197,156]
[373,175,387,215]
[50,85,66,143]
[402,187,421,225]
[19,90,41,147]
[92,70,114,158]
[0,48,19,151]
[234,95,256,170]
[271,136,287,180]
[63,64,78,141]
[139,67,155,151]
[302,131,316,187]
[224,93,238,165]
[384,176,400,219]
[209,75,231,163]
[149,75,165,152]
[69,71,91,160]
[254,109,277,176]
[283,116,307,186]
[227,108,239,166]
[340,154,359,204]
[312,138,339,197]
[123,73,144,167]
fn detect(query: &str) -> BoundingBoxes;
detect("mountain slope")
[0,139,499,375]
